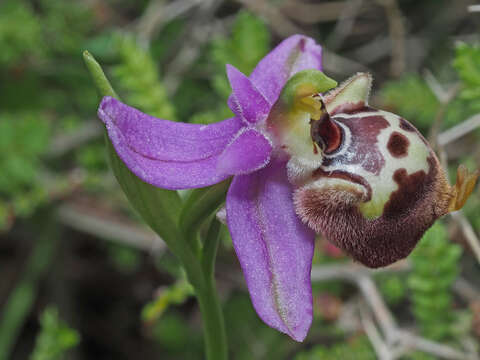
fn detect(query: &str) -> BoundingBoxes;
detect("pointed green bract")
[325,72,372,114]
[280,69,337,109]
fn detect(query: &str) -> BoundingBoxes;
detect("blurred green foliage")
[1,0,479,358]
[380,74,477,132]
[0,113,50,228]
[0,0,43,65]
[454,43,480,112]
[30,307,80,360]
[107,242,142,273]
[142,279,194,324]
[209,11,270,98]
[407,222,463,341]
[376,273,407,306]
[152,311,202,359]
[113,35,177,120]
[293,336,375,360]
[223,293,290,360]
[380,43,480,132]
[381,75,440,131]
[191,11,270,124]
[0,0,99,229]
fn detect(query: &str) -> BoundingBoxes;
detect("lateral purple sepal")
[104,119,229,189]
[226,160,315,342]
[216,128,272,176]
[98,96,243,162]
[98,96,241,190]
[226,64,271,124]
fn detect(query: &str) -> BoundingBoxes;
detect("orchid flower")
[96,35,478,342]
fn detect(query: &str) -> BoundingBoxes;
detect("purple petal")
[216,128,272,176]
[104,118,230,189]
[98,96,243,162]
[249,35,322,104]
[98,96,242,189]
[226,65,271,124]
[226,160,315,341]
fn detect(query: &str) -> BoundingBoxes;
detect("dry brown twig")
[311,264,478,359]
[423,71,480,265]
[359,303,393,360]
[326,0,364,51]
[58,202,166,255]
[163,0,225,93]
[280,0,350,25]
[376,0,406,77]
[135,0,203,45]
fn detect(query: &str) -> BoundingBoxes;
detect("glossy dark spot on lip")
[311,113,343,154]
[387,131,410,158]
[399,118,416,132]
[323,114,389,175]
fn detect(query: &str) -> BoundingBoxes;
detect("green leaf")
[407,222,462,341]
[30,307,80,360]
[112,35,176,120]
[380,74,439,131]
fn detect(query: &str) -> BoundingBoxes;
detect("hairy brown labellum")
[290,73,478,268]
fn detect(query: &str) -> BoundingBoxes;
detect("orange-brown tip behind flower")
[448,165,480,212]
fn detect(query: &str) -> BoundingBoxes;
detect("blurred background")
[1,0,480,359]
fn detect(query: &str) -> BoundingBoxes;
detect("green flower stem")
[83,51,228,360]
[202,219,221,278]
[179,180,230,247]
[196,272,228,360]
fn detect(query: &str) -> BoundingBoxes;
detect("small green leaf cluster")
[30,307,80,360]
[0,113,50,229]
[376,273,407,306]
[113,35,177,120]
[0,0,103,228]
[380,74,476,132]
[381,75,440,131]
[191,11,270,124]
[210,11,271,98]
[407,222,462,341]
[293,335,375,360]
[0,0,43,65]
[380,43,480,132]
[142,279,194,324]
[223,293,291,360]
[454,43,480,112]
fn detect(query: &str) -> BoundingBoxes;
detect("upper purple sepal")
[249,35,322,104]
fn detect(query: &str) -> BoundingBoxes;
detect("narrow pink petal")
[216,128,272,176]
[98,96,243,162]
[104,119,229,190]
[226,65,271,124]
[226,160,315,341]
[249,35,322,104]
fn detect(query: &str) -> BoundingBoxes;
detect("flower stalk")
[83,51,228,360]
